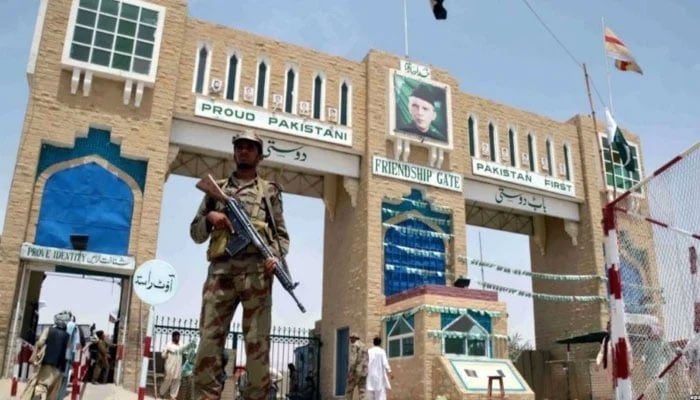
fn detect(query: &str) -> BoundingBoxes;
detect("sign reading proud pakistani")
[373,156,463,192]
[472,159,576,197]
[195,98,352,147]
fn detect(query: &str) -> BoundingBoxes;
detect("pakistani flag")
[605,108,636,172]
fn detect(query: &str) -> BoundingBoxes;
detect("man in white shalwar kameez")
[365,337,393,400]
[160,331,183,400]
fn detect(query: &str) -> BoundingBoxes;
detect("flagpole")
[602,17,615,116]
[403,0,409,57]
[582,63,611,200]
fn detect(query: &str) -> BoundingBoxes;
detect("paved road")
[0,379,156,400]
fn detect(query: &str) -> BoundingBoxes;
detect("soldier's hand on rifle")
[207,211,235,234]
[263,257,278,275]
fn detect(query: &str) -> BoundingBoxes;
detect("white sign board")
[194,98,352,147]
[132,259,178,305]
[19,242,135,275]
[372,156,463,192]
[472,159,576,197]
[463,179,580,221]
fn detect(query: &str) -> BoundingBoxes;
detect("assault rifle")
[196,174,306,313]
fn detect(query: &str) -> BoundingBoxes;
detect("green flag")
[605,108,636,172]
[612,125,635,172]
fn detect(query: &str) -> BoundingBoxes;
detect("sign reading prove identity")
[373,156,463,192]
[195,98,352,147]
[132,259,178,305]
[20,242,135,274]
[472,159,576,197]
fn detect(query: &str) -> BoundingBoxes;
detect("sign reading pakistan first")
[195,98,352,147]
[472,159,576,197]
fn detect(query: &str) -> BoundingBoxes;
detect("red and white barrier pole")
[69,344,82,400]
[137,307,154,400]
[691,246,699,334]
[603,206,632,400]
[10,349,19,399]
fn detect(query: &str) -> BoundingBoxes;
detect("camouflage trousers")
[345,375,366,400]
[193,270,272,400]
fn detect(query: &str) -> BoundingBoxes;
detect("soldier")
[190,130,289,400]
[21,311,72,400]
[398,83,445,141]
[91,330,111,384]
[345,333,368,400]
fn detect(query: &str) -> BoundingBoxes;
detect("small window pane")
[402,337,414,356]
[94,31,114,49]
[100,0,119,15]
[135,41,153,58]
[70,44,91,61]
[73,26,94,45]
[468,339,487,356]
[137,25,155,41]
[120,4,140,20]
[79,0,99,10]
[76,9,97,27]
[118,20,136,36]
[132,58,150,74]
[91,49,111,66]
[388,340,401,358]
[444,338,465,355]
[112,53,131,71]
[115,36,134,53]
[97,14,117,31]
[140,9,159,25]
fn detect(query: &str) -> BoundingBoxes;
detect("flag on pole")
[430,0,447,20]
[605,108,636,172]
[604,27,643,74]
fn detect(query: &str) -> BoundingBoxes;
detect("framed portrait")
[388,69,453,150]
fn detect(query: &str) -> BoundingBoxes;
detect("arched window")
[193,44,209,94]
[563,144,571,180]
[468,116,476,157]
[225,53,238,100]
[527,133,535,171]
[488,123,496,162]
[546,138,553,176]
[312,74,325,119]
[508,128,516,167]
[255,60,268,107]
[339,81,350,126]
[284,67,296,113]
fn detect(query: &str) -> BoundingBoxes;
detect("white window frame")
[545,136,556,177]
[224,49,241,101]
[311,72,326,120]
[488,121,499,163]
[386,317,415,359]
[527,132,538,173]
[468,114,479,159]
[338,79,352,127]
[62,0,167,85]
[192,41,212,94]
[283,64,299,114]
[254,56,271,108]
[598,132,644,194]
[507,126,519,168]
[441,315,490,358]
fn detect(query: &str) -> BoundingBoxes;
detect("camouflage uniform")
[345,336,367,400]
[191,173,289,400]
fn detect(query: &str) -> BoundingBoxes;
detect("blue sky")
[0,0,698,346]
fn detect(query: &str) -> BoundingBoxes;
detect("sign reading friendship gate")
[195,98,352,147]
[373,156,463,192]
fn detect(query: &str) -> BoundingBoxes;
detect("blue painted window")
[35,162,134,255]
[335,327,349,396]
